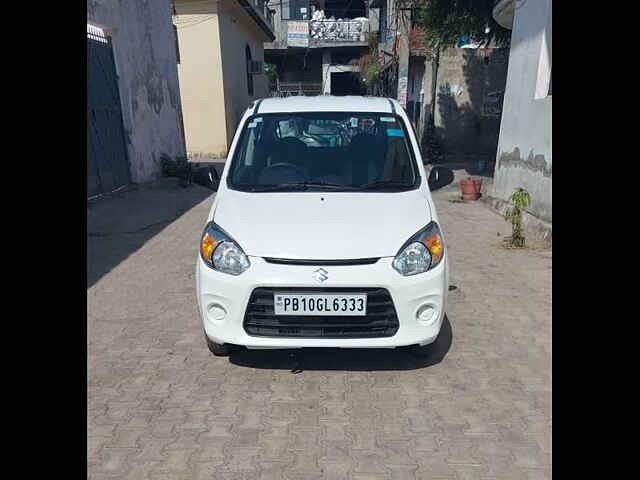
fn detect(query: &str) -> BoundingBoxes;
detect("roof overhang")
[174,0,275,42]
[236,0,275,42]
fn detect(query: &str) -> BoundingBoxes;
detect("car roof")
[254,96,397,114]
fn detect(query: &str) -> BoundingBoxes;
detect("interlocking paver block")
[88,182,551,479]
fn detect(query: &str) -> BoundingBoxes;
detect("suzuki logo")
[313,268,329,283]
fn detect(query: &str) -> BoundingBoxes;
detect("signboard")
[397,76,408,107]
[287,21,309,47]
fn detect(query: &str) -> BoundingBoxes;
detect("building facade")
[173,0,275,160]
[87,0,187,193]
[369,0,509,158]
[265,0,378,97]
[491,0,551,235]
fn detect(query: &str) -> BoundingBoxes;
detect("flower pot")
[472,178,483,193]
[460,178,480,201]
[462,192,480,201]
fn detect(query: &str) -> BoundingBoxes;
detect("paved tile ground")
[88,178,551,480]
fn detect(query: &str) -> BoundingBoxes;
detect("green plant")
[352,35,384,92]
[264,62,278,85]
[362,62,381,85]
[504,188,531,248]
[415,0,511,48]
[352,51,382,91]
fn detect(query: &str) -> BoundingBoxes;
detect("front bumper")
[196,256,448,349]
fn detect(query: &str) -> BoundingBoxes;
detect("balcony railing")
[253,0,273,27]
[309,19,370,43]
[270,81,323,97]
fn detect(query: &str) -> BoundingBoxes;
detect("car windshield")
[227,112,420,192]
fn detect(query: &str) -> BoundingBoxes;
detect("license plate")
[274,293,367,316]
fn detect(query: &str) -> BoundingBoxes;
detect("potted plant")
[460,177,481,201]
[504,188,532,248]
[472,177,483,193]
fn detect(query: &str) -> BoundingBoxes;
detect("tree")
[415,0,511,48]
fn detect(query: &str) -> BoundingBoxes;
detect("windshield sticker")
[247,121,257,128]
[380,117,395,122]
[254,117,263,123]
[387,128,404,137]
[350,117,358,127]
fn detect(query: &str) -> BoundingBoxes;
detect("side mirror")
[193,165,220,190]
[427,166,454,191]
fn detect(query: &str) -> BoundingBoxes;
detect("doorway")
[331,71,366,96]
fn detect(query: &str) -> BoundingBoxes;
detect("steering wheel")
[258,162,308,184]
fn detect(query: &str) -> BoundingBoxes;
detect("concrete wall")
[175,0,271,159]
[87,0,186,184]
[492,0,551,224]
[218,0,269,140]
[264,2,289,50]
[175,2,228,159]
[426,48,509,157]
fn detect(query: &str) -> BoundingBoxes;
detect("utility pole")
[396,5,411,109]
[429,42,440,123]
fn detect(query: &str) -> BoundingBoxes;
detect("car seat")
[258,137,309,184]
[348,133,386,186]
[268,137,309,174]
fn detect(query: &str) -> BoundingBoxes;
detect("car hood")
[213,189,432,259]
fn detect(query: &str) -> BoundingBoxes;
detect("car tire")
[205,336,233,357]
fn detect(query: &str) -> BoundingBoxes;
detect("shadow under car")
[227,314,452,372]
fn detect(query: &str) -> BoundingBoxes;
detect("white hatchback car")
[196,96,448,357]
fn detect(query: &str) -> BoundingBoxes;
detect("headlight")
[199,221,250,275]
[392,221,444,276]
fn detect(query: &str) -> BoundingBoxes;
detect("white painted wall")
[175,0,271,158]
[218,0,270,142]
[87,0,186,184]
[175,2,229,159]
[493,0,552,223]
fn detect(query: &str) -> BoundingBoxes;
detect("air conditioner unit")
[247,60,264,75]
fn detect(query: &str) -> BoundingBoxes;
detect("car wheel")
[205,336,233,357]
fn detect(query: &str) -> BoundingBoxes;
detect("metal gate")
[87,25,130,198]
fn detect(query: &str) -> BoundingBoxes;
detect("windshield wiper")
[248,181,358,192]
[289,181,359,190]
[360,180,417,190]
[245,183,309,192]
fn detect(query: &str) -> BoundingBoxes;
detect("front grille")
[243,287,399,338]
[263,257,379,266]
